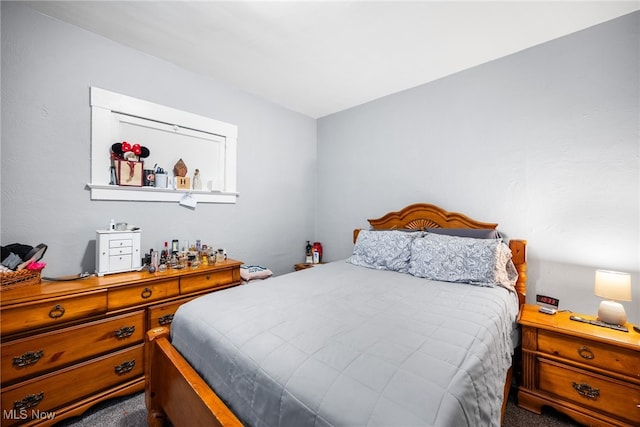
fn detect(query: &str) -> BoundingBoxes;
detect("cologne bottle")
[305,241,313,263]
[161,241,169,263]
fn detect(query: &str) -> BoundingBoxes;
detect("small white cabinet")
[96,230,142,276]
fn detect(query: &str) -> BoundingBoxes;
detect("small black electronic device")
[633,325,640,334]
[536,294,559,315]
[570,315,628,332]
[536,294,559,307]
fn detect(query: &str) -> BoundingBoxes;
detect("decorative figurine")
[174,158,188,177]
[193,169,202,190]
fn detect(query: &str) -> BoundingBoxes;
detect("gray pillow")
[408,233,517,289]
[426,227,501,239]
[348,230,420,273]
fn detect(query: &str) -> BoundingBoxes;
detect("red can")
[312,242,323,263]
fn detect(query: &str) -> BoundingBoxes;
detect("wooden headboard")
[353,203,527,307]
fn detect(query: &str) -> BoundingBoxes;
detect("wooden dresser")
[0,259,242,426]
[518,304,640,427]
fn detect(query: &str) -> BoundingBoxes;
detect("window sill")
[87,184,239,204]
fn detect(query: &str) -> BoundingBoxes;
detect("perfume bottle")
[161,241,169,263]
[216,249,225,263]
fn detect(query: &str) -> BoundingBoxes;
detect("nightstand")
[294,263,316,271]
[294,262,327,271]
[517,304,640,426]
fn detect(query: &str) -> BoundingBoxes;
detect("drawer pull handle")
[158,314,174,326]
[114,359,136,375]
[572,382,599,400]
[14,392,44,410]
[49,304,65,319]
[141,287,153,299]
[13,350,44,368]
[114,326,136,339]
[577,346,594,360]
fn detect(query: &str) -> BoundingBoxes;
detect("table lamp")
[594,269,632,325]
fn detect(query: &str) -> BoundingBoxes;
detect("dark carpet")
[56,388,583,426]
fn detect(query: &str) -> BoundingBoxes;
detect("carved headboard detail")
[369,203,498,230]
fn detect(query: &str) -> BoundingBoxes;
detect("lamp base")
[597,300,627,325]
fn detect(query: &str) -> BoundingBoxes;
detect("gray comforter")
[171,261,519,427]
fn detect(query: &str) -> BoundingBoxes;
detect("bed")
[145,203,527,427]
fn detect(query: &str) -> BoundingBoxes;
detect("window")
[88,87,238,203]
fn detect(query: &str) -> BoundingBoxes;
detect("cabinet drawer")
[108,279,179,311]
[148,297,194,329]
[180,269,236,294]
[109,238,132,248]
[109,246,132,256]
[539,359,640,424]
[109,254,132,272]
[1,311,144,385]
[0,344,143,426]
[538,329,640,380]
[0,290,107,336]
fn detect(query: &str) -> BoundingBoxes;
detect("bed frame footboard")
[145,327,242,427]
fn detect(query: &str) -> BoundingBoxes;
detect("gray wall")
[316,12,639,322]
[1,3,316,277]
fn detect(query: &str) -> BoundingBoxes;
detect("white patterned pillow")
[408,233,518,290]
[348,230,420,273]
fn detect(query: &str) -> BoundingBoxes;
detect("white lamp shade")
[594,270,632,301]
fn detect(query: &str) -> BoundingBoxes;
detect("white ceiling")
[25,1,640,118]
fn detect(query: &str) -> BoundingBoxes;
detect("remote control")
[569,315,628,332]
[634,325,640,334]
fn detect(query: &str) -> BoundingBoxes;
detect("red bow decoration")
[111,141,150,161]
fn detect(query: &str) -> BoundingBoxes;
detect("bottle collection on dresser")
[97,220,229,277]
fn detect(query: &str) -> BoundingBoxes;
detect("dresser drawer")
[180,269,236,294]
[539,358,640,425]
[0,344,144,426]
[0,290,107,336]
[148,297,194,329]
[108,279,179,311]
[538,329,640,381]
[1,311,144,385]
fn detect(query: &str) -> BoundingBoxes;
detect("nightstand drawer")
[0,290,108,336]
[1,311,144,385]
[538,329,640,380]
[108,279,180,310]
[539,359,640,424]
[180,269,235,293]
[0,344,144,426]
